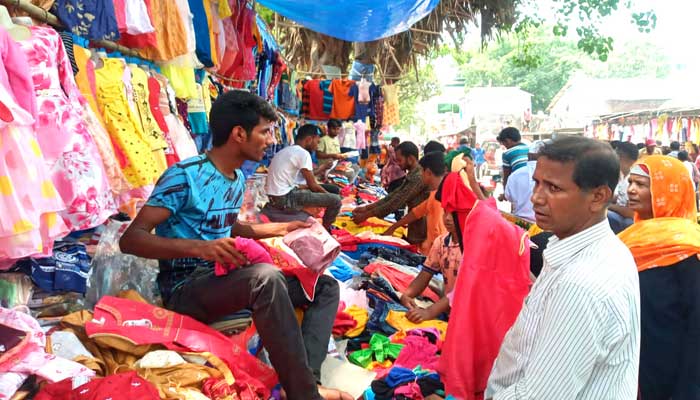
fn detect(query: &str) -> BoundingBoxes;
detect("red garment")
[85,296,276,398]
[146,76,178,166]
[438,200,531,400]
[35,371,160,400]
[303,80,329,120]
[113,0,127,33]
[226,5,257,81]
[259,241,322,301]
[267,52,287,101]
[333,302,358,336]
[364,262,440,303]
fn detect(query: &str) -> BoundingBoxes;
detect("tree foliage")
[452,26,670,112]
[515,0,656,62]
[397,62,441,131]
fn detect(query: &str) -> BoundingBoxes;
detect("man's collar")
[544,220,611,270]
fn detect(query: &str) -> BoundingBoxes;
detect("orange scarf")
[618,155,700,271]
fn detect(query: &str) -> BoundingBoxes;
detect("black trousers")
[166,264,339,400]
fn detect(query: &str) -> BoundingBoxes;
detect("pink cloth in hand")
[214,238,274,276]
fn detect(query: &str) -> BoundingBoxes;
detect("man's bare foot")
[318,385,353,400]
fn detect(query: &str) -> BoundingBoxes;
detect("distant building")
[547,75,678,131]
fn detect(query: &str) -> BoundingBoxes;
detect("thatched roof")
[269,0,517,81]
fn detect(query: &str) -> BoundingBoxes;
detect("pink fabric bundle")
[394,334,439,371]
[283,218,341,273]
[214,237,274,276]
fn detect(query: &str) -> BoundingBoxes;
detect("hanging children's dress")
[16,26,116,231]
[0,28,69,260]
[94,58,161,189]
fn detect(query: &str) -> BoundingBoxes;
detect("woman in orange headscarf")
[618,155,700,400]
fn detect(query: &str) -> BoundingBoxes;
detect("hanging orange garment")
[137,0,188,61]
[619,155,700,272]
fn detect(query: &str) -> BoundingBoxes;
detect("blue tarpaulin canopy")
[257,0,440,42]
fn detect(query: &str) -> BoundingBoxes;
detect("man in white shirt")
[486,136,640,400]
[266,125,342,230]
[503,141,546,221]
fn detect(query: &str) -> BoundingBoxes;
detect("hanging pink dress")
[16,26,116,231]
[0,28,69,262]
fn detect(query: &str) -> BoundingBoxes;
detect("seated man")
[353,141,431,246]
[265,124,342,230]
[119,91,349,400]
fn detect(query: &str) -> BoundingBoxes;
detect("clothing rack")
[0,0,155,60]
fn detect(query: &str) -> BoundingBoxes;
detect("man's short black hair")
[670,141,681,151]
[678,150,690,162]
[396,141,419,160]
[327,119,342,129]
[616,142,639,162]
[209,91,277,147]
[459,137,469,145]
[610,140,622,150]
[424,140,446,154]
[419,151,447,176]
[540,136,620,192]
[636,143,645,150]
[497,127,521,143]
[295,124,320,143]
[391,137,400,144]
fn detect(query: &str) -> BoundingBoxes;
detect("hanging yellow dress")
[129,65,168,173]
[94,58,161,188]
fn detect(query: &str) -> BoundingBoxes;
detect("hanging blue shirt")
[187,0,214,67]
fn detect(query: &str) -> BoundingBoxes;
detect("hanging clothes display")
[16,25,116,231]
[94,58,161,189]
[382,85,400,127]
[52,0,121,40]
[0,37,69,260]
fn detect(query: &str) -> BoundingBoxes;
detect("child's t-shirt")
[422,233,462,295]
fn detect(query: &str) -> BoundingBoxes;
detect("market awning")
[257,0,440,42]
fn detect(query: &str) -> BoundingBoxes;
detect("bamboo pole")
[0,0,143,58]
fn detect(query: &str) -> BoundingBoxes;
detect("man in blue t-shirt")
[120,91,349,400]
[497,127,529,188]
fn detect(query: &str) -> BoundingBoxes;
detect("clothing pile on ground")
[0,166,520,399]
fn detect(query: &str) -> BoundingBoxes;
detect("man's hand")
[193,238,247,266]
[382,227,396,237]
[352,210,370,224]
[400,294,417,310]
[406,307,435,324]
[335,153,346,160]
[498,193,506,202]
[464,157,477,179]
[285,220,312,234]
